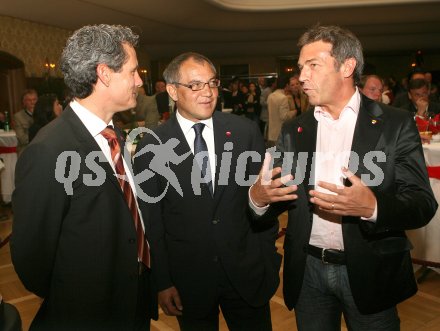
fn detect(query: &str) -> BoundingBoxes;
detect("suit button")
[128,238,135,244]
[213,256,219,263]
[212,219,220,225]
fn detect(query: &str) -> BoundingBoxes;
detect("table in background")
[0,131,18,204]
[407,141,440,275]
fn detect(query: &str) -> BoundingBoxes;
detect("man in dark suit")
[250,25,437,330]
[396,78,440,116]
[134,52,281,331]
[11,24,156,330]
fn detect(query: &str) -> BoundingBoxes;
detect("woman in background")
[29,93,63,142]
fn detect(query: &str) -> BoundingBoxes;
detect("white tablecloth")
[0,130,18,203]
[406,141,440,267]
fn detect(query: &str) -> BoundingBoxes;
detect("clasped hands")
[250,153,376,218]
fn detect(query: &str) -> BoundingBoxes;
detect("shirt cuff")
[248,185,269,216]
[361,201,378,222]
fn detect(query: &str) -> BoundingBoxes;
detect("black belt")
[307,244,346,265]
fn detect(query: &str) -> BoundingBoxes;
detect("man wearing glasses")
[134,52,281,331]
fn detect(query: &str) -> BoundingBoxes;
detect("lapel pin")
[226,131,231,137]
[297,126,303,133]
[371,119,377,125]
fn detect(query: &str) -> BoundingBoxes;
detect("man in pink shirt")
[250,24,437,331]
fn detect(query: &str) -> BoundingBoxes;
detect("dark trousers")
[177,262,272,331]
[295,255,400,331]
[134,266,152,331]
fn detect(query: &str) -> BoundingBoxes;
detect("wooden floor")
[1,210,440,330]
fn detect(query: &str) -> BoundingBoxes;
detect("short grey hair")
[298,24,364,86]
[163,52,217,84]
[61,24,139,99]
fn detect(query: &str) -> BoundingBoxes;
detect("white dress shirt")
[249,89,377,250]
[70,100,145,231]
[176,110,216,191]
[309,91,360,250]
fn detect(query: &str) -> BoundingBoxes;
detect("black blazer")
[264,95,437,314]
[11,106,157,330]
[134,111,282,318]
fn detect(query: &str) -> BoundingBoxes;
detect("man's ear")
[166,84,178,101]
[96,63,111,87]
[342,58,356,79]
[408,91,413,101]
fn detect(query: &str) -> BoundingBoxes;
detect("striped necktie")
[101,126,150,268]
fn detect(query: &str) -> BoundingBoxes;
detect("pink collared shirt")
[309,90,360,250]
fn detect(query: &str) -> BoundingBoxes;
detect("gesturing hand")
[309,168,376,218]
[158,286,183,316]
[250,152,298,207]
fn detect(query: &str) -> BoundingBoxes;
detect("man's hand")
[250,152,298,207]
[309,168,376,218]
[158,286,183,316]
[420,132,432,144]
[415,97,429,117]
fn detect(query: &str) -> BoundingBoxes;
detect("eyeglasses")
[173,79,221,91]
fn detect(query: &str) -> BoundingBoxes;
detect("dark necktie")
[193,123,213,195]
[101,126,150,268]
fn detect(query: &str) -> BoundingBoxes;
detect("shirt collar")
[314,88,361,122]
[176,109,213,135]
[70,100,114,137]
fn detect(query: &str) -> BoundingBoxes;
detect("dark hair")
[408,78,429,91]
[61,24,139,99]
[298,24,364,86]
[163,52,217,84]
[33,94,58,126]
[276,75,290,89]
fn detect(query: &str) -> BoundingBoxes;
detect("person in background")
[286,75,310,117]
[229,77,246,115]
[28,93,63,142]
[14,89,38,154]
[11,24,156,330]
[250,24,437,331]
[425,71,439,102]
[359,74,384,102]
[154,79,167,95]
[244,81,261,125]
[113,86,160,131]
[397,78,440,116]
[259,77,276,138]
[137,86,161,129]
[381,78,394,105]
[267,75,294,146]
[392,71,426,108]
[134,51,281,331]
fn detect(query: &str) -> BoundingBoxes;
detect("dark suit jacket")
[11,106,157,330]
[264,95,437,314]
[394,98,440,115]
[155,91,170,115]
[134,111,281,318]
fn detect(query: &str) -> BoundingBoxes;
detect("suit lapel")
[349,95,384,176]
[212,112,229,203]
[296,112,318,196]
[63,107,124,195]
[166,115,207,197]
